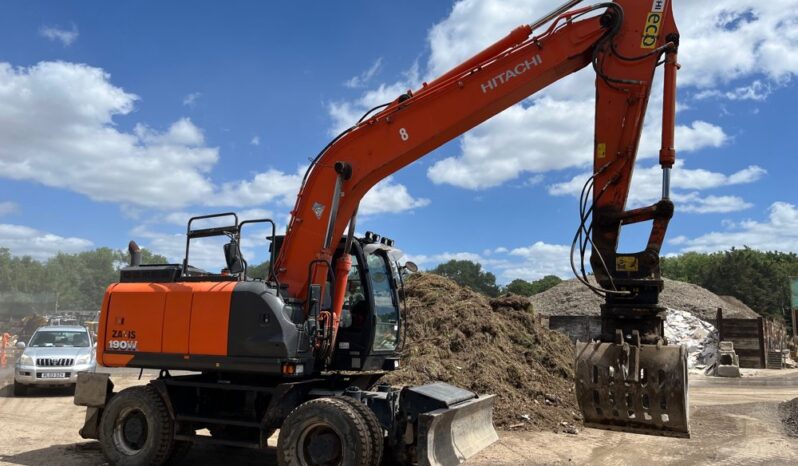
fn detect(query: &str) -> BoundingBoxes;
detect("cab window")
[340,254,368,330]
[367,252,399,352]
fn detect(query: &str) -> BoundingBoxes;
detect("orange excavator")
[75,1,686,465]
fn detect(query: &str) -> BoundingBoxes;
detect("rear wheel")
[13,381,27,397]
[277,397,372,466]
[99,386,175,466]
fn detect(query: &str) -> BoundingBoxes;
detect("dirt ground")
[2,365,797,466]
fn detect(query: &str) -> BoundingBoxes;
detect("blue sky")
[0,0,797,283]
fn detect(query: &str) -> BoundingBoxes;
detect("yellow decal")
[616,256,639,272]
[597,143,606,159]
[641,12,662,49]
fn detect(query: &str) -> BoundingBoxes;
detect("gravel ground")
[2,368,798,465]
[531,277,760,320]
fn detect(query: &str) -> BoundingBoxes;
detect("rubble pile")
[383,273,581,432]
[531,277,760,321]
[663,308,718,368]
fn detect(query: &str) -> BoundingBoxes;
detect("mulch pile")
[780,397,798,437]
[382,273,580,433]
[530,277,760,321]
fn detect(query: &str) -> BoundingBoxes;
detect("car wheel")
[13,381,28,397]
[99,386,175,466]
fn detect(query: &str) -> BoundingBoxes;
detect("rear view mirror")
[403,261,418,273]
[224,239,245,275]
[16,341,25,349]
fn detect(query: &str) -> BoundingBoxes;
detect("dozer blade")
[401,383,498,466]
[416,395,498,466]
[575,340,690,438]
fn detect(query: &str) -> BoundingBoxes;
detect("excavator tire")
[277,397,373,466]
[98,386,175,466]
[335,396,384,466]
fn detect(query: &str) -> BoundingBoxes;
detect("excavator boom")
[275,0,686,438]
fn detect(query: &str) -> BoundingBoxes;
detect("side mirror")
[403,261,419,273]
[223,239,245,275]
[16,341,25,349]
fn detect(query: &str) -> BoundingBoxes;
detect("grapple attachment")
[400,383,498,466]
[575,334,690,438]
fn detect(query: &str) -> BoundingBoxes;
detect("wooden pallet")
[766,351,783,369]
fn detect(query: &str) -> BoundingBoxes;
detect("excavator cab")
[315,231,405,372]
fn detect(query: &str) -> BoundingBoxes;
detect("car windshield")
[29,330,90,348]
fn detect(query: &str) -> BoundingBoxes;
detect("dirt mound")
[779,398,798,437]
[530,277,759,321]
[383,273,580,433]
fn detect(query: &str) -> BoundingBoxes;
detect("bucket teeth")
[575,341,690,438]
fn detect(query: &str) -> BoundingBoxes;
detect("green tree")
[248,261,271,280]
[430,260,500,297]
[662,247,798,320]
[0,247,168,313]
[504,275,562,296]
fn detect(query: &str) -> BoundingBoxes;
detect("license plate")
[40,372,66,379]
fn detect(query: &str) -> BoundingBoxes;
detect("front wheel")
[99,386,175,466]
[277,397,373,466]
[13,381,27,397]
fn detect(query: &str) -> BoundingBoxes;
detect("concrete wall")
[547,316,601,343]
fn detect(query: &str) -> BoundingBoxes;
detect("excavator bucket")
[575,340,690,438]
[402,383,498,466]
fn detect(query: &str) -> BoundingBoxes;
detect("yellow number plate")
[616,256,639,272]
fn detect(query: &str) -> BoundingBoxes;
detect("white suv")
[14,325,97,396]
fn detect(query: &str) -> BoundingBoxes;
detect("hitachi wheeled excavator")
[75,1,686,465]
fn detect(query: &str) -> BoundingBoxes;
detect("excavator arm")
[274,0,686,437]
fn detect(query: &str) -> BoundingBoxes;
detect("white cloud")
[183,92,202,107]
[360,177,430,215]
[405,240,574,282]
[0,201,18,216]
[344,58,383,89]
[675,2,798,88]
[0,223,92,260]
[209,167,304,207]
[0,61,219,209]
[39,24,79,46]
[329,0,795,203]
[549,161,766,214]
[677,194,752,214]
[694,80,774,101]
[327,62,420,135]
[427,97,595,189]
[505,241,573,280]
[250,135,260,146]
[671,202,798,252]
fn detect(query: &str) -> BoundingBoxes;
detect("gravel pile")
[531,277,759,321]
[383,273,581,433]
[780,398,798,437]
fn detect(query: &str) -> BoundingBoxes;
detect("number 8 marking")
[399,128,409,141]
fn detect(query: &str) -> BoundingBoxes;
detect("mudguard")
[575,340,690,438]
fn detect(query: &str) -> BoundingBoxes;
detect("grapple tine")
[575,340,690,438]
[416,395,499,466]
